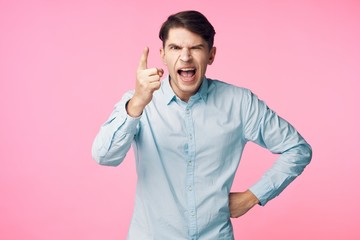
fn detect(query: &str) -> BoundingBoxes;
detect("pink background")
[1,0,359,239]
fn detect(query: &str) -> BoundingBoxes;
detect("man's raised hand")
[127,47,164,117]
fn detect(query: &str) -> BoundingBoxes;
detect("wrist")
[246,189,260,206]
[126,98,145,117]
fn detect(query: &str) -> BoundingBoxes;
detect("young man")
[92,10,312,240]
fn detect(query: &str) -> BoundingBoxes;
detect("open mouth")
[177,68,196,78]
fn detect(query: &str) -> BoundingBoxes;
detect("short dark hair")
[159,10,216,50]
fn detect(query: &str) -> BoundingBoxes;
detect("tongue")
[180,70,195,77]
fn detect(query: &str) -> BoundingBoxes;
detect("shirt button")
[190,210,195,216]
[188,185,192,191]
[188,161,192,166]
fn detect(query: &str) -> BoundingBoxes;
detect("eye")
[169,45,181,50]
[191,45,204,50]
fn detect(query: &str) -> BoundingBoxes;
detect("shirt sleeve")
[243,91,312,206]
[91,90,140,166]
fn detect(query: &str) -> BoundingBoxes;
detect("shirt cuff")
[116,100,141,135]
[249,180,274,206]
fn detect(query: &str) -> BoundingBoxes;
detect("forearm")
[92,92,140,166]
[250,142,312,205]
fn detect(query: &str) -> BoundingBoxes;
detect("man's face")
[160,27,216,102]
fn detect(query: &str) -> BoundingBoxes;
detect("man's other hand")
[229,190,260,218]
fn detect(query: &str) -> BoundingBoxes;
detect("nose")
[180,48,191,62]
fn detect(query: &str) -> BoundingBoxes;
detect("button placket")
[184,105,197,238]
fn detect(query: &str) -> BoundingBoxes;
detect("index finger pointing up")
[138,47,149,70]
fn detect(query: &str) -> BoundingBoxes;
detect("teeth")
[180,68,195,71]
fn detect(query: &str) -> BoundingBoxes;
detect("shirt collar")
[161,75,209,105]
[197,77,209,102]
[162,76,176,105]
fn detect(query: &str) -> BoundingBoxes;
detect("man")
[92,10,312,240]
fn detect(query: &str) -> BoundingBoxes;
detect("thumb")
[157,68,164,77]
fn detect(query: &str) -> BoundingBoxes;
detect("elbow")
[91,134,131,167]
[92,143,102,164]
[92,148,106,165]
[306,143,313,163]
[92,151,105,165]
[307,147,313,166]
[91,138,119,166]
[93,154,122,167]
[92,147,123,167]
[301,142,313,167]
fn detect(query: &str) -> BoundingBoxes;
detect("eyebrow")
[167,43,180,49]
[167,43,205,49]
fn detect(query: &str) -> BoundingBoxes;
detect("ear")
[208,47,216,65]
[160,47,167,65]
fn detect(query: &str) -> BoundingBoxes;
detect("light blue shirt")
[92,77,312,240]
